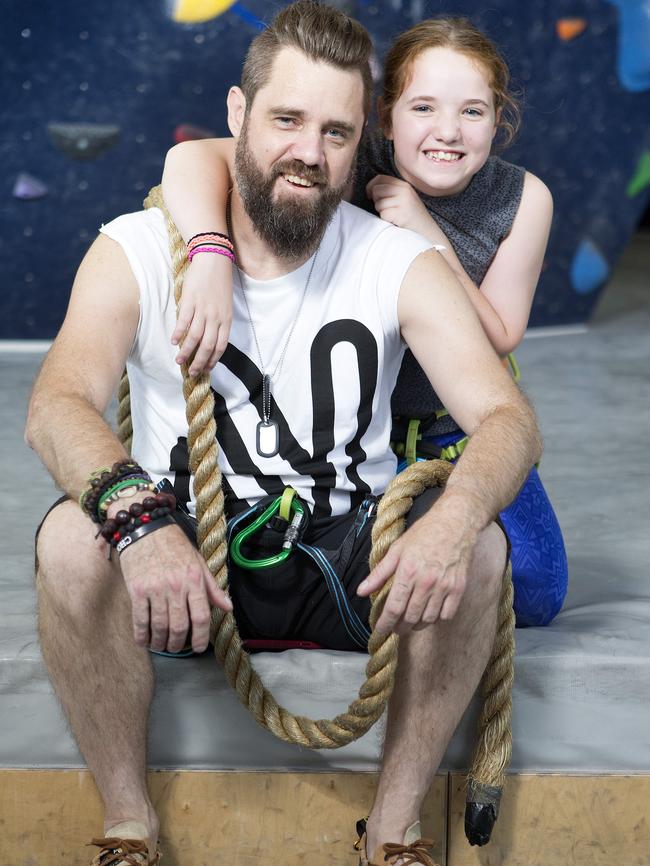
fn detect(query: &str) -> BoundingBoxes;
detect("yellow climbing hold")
[173,0,237,24]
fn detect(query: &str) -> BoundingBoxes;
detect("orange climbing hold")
[556,18,587,41]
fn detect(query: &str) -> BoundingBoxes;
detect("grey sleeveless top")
[354,130,525,430]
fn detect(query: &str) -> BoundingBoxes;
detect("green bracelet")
[97,477,156,517]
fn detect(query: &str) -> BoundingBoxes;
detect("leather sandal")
[88,821,161,866]
[354,817,439,866]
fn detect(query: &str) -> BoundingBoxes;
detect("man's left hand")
[356,513,478,634]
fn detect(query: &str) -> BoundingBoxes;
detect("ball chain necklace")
[227,200,321,458]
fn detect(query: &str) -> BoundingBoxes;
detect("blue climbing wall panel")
[2,0,650,338]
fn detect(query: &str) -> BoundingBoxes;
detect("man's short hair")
[241,0,373,118]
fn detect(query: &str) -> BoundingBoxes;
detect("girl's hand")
[172,253,233,377]
[367,174,436,238]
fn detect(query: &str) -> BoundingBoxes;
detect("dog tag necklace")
[234,246,320,458]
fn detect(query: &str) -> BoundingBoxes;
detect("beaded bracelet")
[188,242,235,258]
[187,234,234,255]
[80,461,152,524]
[99,492,177,546]
[188,236,234,254]
[187,246,235,264]
[188,231,232,246]
[79,461,145,508]
[116,515,176,556]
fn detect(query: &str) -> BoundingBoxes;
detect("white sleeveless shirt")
[100,203,431,519]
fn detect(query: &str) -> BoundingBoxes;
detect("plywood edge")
[0,769,446,866]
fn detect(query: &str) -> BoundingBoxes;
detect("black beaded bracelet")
[115,515,176,556]
[99,492,177,544]
[187,230,231,245]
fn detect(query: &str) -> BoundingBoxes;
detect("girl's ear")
[227,87,247,137]
[377,96,393,140]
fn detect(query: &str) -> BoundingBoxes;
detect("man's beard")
[234,119,354,261]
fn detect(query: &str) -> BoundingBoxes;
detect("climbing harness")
[227,488,373,650]
[392,416,468,466]
[391,354,519,467]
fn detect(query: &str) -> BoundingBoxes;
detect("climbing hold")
[556,18,587,41]
[47,123,121,161]
[173,123,217,143]
[230,3,265,29]
[570,239,610,295]
[626,152,650,197]
[12,172,48,200]
[608,0,650,91]
[172,0,236,23]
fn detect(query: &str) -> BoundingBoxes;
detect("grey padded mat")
[2,294,649,772]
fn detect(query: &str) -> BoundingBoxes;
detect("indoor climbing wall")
[3,0,650,338]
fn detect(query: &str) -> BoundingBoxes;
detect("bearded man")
[26,3,540,864]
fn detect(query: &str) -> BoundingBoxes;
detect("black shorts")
[35,487,447,653]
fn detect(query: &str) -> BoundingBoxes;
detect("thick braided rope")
[208,460,457,747]
[116,373,133,454]
[141,187,230,588]
[467,560,515,791]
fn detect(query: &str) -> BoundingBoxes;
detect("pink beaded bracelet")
[187,245,235,263]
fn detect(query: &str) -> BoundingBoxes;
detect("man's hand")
[119,522,233,653]
[356,508,479,635]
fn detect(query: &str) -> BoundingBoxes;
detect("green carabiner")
[230,493,305,570]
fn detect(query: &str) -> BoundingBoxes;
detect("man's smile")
[282,173,317,188]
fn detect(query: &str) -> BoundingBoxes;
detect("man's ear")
[227,86,247,137]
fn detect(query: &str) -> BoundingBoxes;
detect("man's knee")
[36,499,115,607]
[467,521,508,608]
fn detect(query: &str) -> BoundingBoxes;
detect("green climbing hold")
[626,152,650,197]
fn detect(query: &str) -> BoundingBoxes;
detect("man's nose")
[288,127,325,168]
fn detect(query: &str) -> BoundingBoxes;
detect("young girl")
[160,17,567,627]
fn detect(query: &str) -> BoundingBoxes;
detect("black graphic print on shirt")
[168,319,380,520]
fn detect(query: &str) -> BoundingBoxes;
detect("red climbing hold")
[173,123,217,143]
